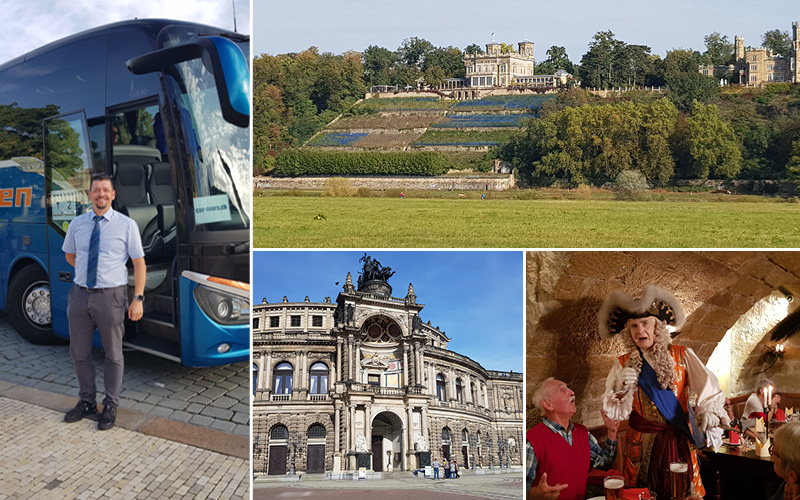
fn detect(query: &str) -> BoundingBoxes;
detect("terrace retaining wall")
[254,174,516,191]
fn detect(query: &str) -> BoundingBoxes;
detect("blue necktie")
[87,215,101,289]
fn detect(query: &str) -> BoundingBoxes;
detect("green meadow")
[253,194,800,248]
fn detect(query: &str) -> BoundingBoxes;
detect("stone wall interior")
[526,251,800,431]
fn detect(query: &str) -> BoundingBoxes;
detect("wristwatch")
[133,294,145,302]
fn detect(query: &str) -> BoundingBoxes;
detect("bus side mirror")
[127,37,250,128]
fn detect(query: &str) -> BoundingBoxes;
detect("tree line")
[254,29,800,183]
[499,96,743,187]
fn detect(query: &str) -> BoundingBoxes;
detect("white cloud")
[1,0,249,64]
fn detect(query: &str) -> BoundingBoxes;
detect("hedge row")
[273,150,450,176]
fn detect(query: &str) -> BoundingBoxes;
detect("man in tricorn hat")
[599,285,729,499]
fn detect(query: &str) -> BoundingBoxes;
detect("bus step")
[151,293,174,315]
[123,333,180,363]
[138,312,178,342]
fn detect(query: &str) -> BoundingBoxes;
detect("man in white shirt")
[62,173,146,430]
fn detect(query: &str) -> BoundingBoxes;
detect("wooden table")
[701,444,781,500]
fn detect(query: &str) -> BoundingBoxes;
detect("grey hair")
[620,317,675,390]
[531,377,555,414]
[774,422,800,479]
[754,378,774,395]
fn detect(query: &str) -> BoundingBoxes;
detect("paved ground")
[0,314,249,437]
[0,314,251,499]
[253,472,524,500]
[0,396,249,499]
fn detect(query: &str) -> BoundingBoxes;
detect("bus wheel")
[7,265,58,345]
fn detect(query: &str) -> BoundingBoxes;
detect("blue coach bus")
[0,19,250,366]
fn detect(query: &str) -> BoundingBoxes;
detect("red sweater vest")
[526,422,590,500]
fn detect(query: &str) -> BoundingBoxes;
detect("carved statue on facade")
[358,253,396,288]
[415,434,429,452]
[361,353,390,369]
[412,315,422,334]
[356,433,368,452]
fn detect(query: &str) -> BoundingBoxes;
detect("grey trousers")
[67,285,127,407]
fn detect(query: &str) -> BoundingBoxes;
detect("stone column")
[293,351,301,393]
[263,351,272,392]
[421,406,429,443]
[348,404,355,451]
[336,337,343,382]
[483,383,489,408]
[347,337,354,380]
[364,405,371,442]
[355,341,362,383]
[257,353,266,392]
[335,405,341,454]
[328,357,334,393]
[301,351,308,391]
[402,344,409,387]
[406,406,414,454]
[414,342,422,385]
[465,374,472,404]
[449,368,457,401]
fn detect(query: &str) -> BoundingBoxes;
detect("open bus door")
[106,101,183,362]
[44,112,95,343]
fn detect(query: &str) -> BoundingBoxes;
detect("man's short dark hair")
[90,173,114,189]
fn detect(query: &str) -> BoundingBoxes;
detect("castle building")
[701,22,800,85]
[252,257,523,477]
[464,39,535,88]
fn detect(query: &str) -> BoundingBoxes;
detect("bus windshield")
[158,26,250,232]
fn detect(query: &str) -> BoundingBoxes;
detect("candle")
[769,386,773,406]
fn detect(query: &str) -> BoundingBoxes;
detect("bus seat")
[148,162,176,253]
[114,160,149,206]
[148,162,174,205]
[120,204,162,258]
[157,203,176,249]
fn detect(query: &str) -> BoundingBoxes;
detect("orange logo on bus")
[0,187,33,207]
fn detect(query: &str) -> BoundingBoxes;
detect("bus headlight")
[193,285,250,325]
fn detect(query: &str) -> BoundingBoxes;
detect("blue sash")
[638,358,705,449]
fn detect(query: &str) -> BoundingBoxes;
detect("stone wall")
[526,251,800,432]
[674,179,797,196]
[254,174,516,191]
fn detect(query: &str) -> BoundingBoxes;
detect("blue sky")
[0,1,250,64]
[255,0,797,62]
[252,251,524,373]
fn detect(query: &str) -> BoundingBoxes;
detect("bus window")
[46,113,93,231]
[18,37,106,118]
[106,30,159,107]
[112,105,159,148]
[109,102,172,263]
[87,121,107,171]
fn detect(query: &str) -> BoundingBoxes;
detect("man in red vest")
[526,378,620,500]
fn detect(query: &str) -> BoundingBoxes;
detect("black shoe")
[98,404,117,430]
[64,401,97,423]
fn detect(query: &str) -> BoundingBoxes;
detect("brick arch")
[526,251,800,431]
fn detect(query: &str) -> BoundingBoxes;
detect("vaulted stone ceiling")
[526,251,800,431]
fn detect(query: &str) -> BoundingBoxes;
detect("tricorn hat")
[598,285,685,339]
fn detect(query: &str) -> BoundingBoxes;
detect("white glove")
[698,411,720,431]
[620,367,638,392]
[706,427,723,451]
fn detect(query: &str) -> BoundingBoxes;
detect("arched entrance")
[306,423,327,474]
[268,424,288,475]
[371,411,404,472]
